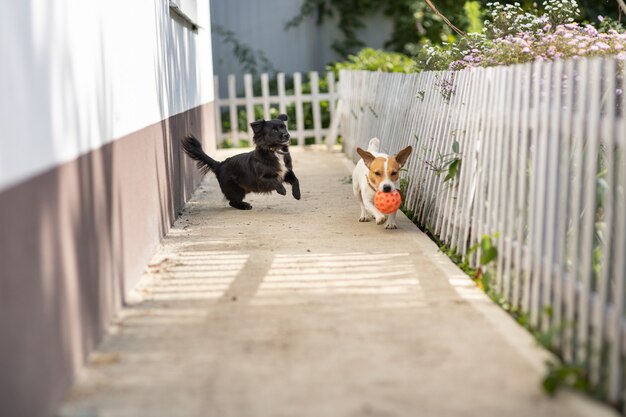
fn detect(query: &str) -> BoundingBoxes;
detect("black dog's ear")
[277,114,288,122]
[250,120,266,135]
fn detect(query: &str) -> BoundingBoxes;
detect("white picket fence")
[213,72,337,146]
[338,59,626,408]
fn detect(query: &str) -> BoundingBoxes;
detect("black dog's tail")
[181,136,221,174]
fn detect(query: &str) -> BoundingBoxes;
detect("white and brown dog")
[352,138,412,229]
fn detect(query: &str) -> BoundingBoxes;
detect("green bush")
[327,48,416,76]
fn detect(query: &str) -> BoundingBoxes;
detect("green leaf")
[452,140,460,154]
[543,371,559,395]
[444,158,461,182]
[480,247,497,266]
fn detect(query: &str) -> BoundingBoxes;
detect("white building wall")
[210,0,393,95]
[0,0,214,192]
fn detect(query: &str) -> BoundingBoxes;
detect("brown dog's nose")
[382,184,392,193]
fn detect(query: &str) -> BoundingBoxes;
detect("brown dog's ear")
[277,114,288,122]
[356,147,375,168]
[250,120,266,136]
[394,146,413,167]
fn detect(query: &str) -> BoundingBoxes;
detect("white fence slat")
[424,72,445,228]
[383,73,403,152]
[410,71,431,219]
[414,71,432,223]
[228,74,238,144]
[261,73,271,121]
[478,67,493,264]
[609,72,626,403]
[513,64,532,310]
[563,59,588,362]
[442,71,470,244]
[503,64,519,299]
[311,72,322,144]
[458,68,486,256]
[437,73,465,240]
[404,74,422,177]
[540,60,563,334]
[577,59,602,364]
[405,72,430,215]
[476,68,498,267]
[471,68,495,267]
[420,72,439,225]
[424,71,450,227]
[214,75,223,143]
[488,69,504,240]
[458,68,485,258]
[444,71,466,245]
[590,59,616,385]
[493,68,509,295]
[277,73,287,116]
[328,72,336,123]
[381,73,399,150]
[294,72,305,146]
[502,65,522,303]
[430,74,450,235]
[244,74,255,141]
[367,71,382,149]
[531,61,553,328]
[537,61,556,332]
[525,62,542,319]
[552,59,574,345]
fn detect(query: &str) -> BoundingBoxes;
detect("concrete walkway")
[58,147,616,417]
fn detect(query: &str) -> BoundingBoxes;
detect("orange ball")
[374,190,402,214]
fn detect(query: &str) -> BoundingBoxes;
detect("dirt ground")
[58,147,617,417]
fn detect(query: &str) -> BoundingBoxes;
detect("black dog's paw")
[292,188,301,200]
[276,185,287,196]
[230,201,253,210]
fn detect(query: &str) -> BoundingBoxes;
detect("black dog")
[181,114,301,210]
